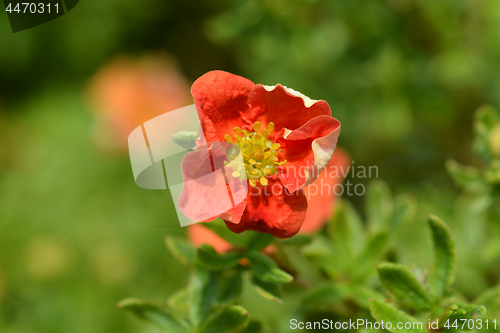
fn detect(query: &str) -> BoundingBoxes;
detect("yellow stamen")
[253,122,261,132]
[225,120,286,186]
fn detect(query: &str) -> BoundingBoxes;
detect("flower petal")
[247,84,332,140]
[300,148,351,233]
[224,179,307,238]
[191,70,255,142]
[188,223,233,253]
[178,148,247,223]
[277,115,341,193]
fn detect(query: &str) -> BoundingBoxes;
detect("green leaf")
[201,305,249,333]
[475,105,499,135]
[247,252,293,284]
[302,235,335,259]
[302,285,343,306]
[190,264,220,327]
[438,303,487,330]
[117,298,190,333]
[241,321,263,333]
[428,215,456,299]
[172,130,199,150]
[474,284,500,312]
[377,263,430,310]
[389,194,416,234]
[369,299,426,333]
[251,276,283,303]
[197,244,242,270]
[246,232,275,252]
[490,124,500,158]
[446,159,486,192]
[281,235,312,246]
[358,230,389,264]
[167,287,191,313]
[301,235,338,278]
[485,159,500,184]
[473,105,499,157]
[352,231,389,282]
[327,199,363,259]
[347,284,386,310]
[366,180,393,231]
[217,272,243,306]
[201,219,251,247]
[165,235,196,266]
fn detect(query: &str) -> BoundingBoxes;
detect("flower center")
[224,121,286,186]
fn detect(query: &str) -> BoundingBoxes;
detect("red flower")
[180,71,340,238]
[188,148,350,251]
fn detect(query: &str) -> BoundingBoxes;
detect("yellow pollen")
[224,120,286,186]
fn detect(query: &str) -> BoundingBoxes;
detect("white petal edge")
[262,84,319,108]
[299,125,341,190]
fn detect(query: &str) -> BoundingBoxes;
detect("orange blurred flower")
[188,147,351,252]
[300,148,351,233]
[87,53,192,152]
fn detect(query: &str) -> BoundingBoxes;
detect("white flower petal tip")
[300,125,341,190]
[262,84,319,108]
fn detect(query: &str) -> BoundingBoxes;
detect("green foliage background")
[1,0,500,332]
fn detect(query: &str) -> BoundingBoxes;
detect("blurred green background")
[1,0,500,332]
